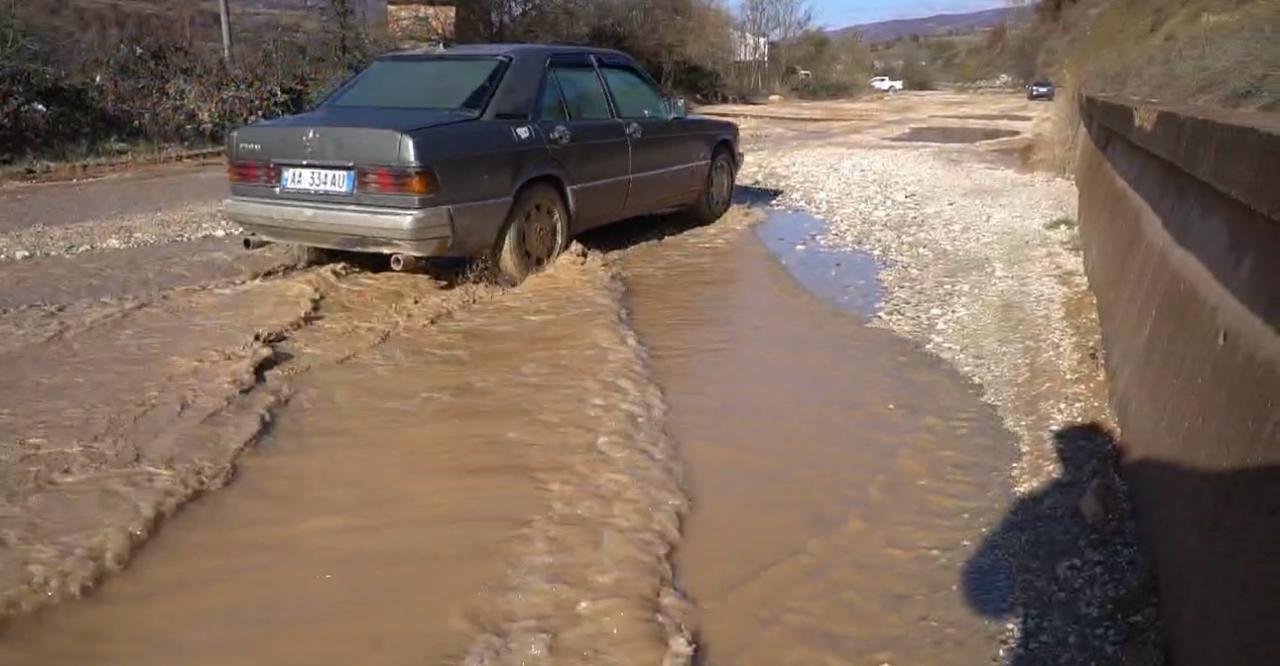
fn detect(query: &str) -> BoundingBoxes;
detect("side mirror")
[667,97,688,120]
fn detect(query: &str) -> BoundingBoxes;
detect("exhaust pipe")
[388,253,425,273]
[243,235,271,250]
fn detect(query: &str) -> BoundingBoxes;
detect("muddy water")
[618,211,1014,664]
[755,208,883,318]
[0,256,689,666]
[891,126,1021,144]
[2,207,1014,665]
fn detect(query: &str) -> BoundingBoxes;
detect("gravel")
[738,128,1165,664]
[0,202,233,262]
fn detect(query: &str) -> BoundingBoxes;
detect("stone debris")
[0,203,233,262]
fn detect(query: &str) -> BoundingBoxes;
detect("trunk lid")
[228,107,474,166]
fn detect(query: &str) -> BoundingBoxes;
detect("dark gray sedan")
[1026,80,1056,101]
[225,44,742,282]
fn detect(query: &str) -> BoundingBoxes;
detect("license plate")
[280,167,354,194]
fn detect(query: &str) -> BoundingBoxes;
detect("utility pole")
[218,0,233,63]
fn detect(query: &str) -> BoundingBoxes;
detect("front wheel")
[492,183,569,285]
[689,150,736,224]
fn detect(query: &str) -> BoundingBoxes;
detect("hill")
[831,6,1030,43]
[1028,0,1278,110]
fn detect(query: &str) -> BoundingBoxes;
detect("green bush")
[0,4,363,165]
[0,63,118,163]
[91,38,312,145]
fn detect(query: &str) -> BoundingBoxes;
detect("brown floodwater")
[0,253,688,665]
[0,207,1015,664]
[617,210,1015,664]
[890,126,1021,144]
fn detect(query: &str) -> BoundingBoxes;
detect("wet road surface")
[0,163,225,233]
[620,210,1013,664]
[1,205,1016,664]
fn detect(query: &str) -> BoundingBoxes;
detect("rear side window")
[548,67,612,121]
[327,58,504,113]
[538,74,569,121]
[601,68,665,119]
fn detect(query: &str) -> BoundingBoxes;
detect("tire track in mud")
[0,259,500,620]
[0,245,697,666]
[460,251,692,666]
[0,275,316,617]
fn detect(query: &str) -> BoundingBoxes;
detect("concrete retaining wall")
[1076,95,1280,665]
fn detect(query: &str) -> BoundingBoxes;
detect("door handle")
[549,125,572,145]
[625,122,642,139]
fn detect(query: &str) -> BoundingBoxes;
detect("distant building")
[383,0,455,47]
[731,29,768,63]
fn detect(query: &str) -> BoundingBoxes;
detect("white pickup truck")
[870,76,904,92]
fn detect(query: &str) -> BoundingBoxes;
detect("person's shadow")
[962,423,1165,665]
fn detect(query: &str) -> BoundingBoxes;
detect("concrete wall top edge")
[1079,94,1280,222]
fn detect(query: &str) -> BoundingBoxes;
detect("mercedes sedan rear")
[224,44,742,283]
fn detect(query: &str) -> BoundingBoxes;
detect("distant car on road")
[1026,80,1056,101]
[870,76,904,92]
[224,44,742,283]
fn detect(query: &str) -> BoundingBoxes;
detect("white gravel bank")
[742,144,1108,494]
[0,203,233,262]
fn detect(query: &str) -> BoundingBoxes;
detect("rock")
[13,250,31,260]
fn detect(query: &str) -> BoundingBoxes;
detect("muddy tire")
[492,183,569,285]
[689,149,735,224]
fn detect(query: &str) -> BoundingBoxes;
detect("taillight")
[357,167,438,196]
[228,161,279,186]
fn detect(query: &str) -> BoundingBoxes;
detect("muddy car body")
[224,44,742,280]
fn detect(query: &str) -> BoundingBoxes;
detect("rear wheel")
[689,149,735,224]
[493,183,569,285]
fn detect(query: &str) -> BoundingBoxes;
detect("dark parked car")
[1026,80,1055,101]
[224,44,742,283]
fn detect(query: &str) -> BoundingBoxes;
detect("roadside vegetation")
[2,0,872,168]
[5,0,1271,168]
[1005,0,1278,174]
[1,0,369,167]
[1019,0,1279,110]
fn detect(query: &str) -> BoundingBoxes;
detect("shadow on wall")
[964,423,1280,665]
[1072,97,1280,666]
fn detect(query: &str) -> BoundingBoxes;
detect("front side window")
[327,58,505,113]
[601,68,666,119]
[548,66,612,121]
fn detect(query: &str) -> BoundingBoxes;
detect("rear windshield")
[326,58,505,113]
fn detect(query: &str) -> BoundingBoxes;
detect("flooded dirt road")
[1,205,1015,665]
[0,162,225,233]
[621,211,1013,664]
[2,252,693,665]
[0,91,1131,665]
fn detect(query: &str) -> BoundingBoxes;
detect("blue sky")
[804,0,1010,29]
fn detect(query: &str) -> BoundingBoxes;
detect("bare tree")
[736,0,812,91]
